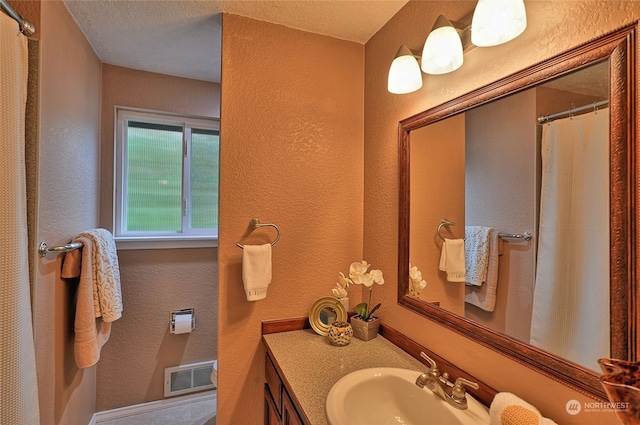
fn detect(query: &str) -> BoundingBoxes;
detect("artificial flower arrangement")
[332,272,351,299]
[340,260,385,321]
[409,263,427,298]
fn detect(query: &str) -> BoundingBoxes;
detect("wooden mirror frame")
[397,24,638,400]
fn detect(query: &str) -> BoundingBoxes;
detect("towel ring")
[437,219,456,241]
[236,218,281,249]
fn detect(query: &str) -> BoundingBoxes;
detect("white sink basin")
[325,367,490,425]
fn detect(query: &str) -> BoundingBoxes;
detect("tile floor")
[96,395,216,425]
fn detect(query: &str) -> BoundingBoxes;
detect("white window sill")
[115,236,218,250]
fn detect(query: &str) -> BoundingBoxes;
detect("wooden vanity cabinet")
[265,354,306,425]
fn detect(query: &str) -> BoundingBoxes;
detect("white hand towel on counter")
[489,392,558,425]
[438,238,466,282]
[242,243,272,301]
[465,226,492,286]
[465,229,501,312]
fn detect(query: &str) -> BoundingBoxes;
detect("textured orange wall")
[365,2,639,424]
[409,114,465,314]
[218,14,364,424]
[36,1,101,423]
[97,65,220,411]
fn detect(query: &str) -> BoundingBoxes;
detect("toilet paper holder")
[170,308,195,334]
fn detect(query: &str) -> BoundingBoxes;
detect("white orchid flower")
[341,260,385,321]
[360,273,374,288]
[332,283,348,298]
[349,261,370,283]
[409,265,422,283]
[408,264,427,297]
[369,269,384,285]
[337,272,352,289]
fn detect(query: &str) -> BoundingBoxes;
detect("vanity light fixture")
[387,0,527,94]
[471,0,527,47]
[421,15,464,75]
[387,45,423,94]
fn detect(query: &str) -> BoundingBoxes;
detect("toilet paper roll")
[174,313,192,334]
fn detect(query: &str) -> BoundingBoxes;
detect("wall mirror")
[398,25,637,400]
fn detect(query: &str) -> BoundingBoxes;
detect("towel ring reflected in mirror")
[309,296,347,336]
[437,219,456,241]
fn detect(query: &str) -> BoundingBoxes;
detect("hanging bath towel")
[464,226,492,286]
[465,230,501,312]
[62,229,123,368]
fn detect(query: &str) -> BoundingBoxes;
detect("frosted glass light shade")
[388,45,423,94]
[471,0,527,47]
[421,15,463,75]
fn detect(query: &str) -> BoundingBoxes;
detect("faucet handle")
[451,377,479,401]
[420,352,437,370]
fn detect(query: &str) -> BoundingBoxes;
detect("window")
[115,108,219,248]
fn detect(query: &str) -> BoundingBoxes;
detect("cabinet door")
[265,355,282,415]
[282,389,304,425]
[264,384,281,425]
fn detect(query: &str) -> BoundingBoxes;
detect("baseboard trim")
[91,389,216,424]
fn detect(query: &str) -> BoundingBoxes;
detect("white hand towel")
[438,238,466,282]
[242,243,272,301]
[465,230,501,312]
[465,226,492,286]
[490,392,558,425]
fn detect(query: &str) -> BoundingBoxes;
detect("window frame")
[114,107,219,250]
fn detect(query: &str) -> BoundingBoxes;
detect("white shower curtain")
[0,13,40,424]
[530,108,610,372]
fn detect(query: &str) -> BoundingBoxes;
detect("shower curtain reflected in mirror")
[530,108,610,372]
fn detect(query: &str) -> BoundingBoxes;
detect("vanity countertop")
[262,328,427,425]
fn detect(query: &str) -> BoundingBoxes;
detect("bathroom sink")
[325,367,490,425]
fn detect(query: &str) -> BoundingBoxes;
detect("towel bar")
[436,219,531,242]
[38,241,83,257]
[236,218,281,248]
[498,232,532,241]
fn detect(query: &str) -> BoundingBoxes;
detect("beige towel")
[62,229,122,368]
[465,230,501,311]
[242,243,272,301]
[438,238,466,282]
[465,226,492,286]
[489,392,558,425]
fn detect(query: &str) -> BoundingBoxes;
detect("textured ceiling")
[63,0,409,83]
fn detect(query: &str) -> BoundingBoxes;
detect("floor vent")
[164,360,217,398]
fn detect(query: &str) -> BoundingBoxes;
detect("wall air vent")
[164,360,217,398]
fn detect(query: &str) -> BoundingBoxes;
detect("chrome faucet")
[415,352,479,410]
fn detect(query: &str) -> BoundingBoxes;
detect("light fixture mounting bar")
[451,12,475,53]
